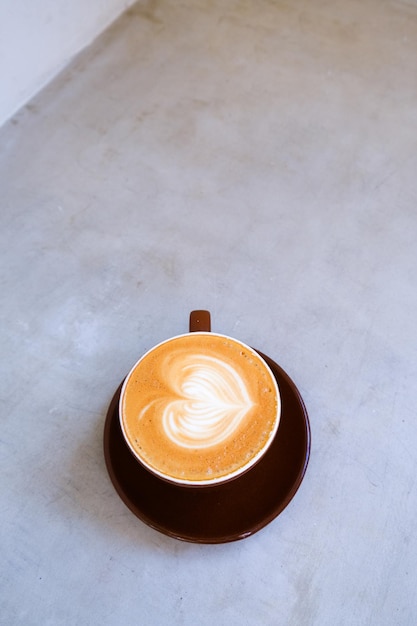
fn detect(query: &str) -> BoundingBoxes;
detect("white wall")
[0,0,137,127]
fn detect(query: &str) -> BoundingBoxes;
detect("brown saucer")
[103,352,311,543]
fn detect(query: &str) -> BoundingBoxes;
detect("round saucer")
[103,352,311,543]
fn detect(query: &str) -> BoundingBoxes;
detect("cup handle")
[189,310,211,332]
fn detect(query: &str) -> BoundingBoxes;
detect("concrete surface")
[1,1,417,624]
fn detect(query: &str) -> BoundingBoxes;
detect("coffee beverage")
[119,332,280,485]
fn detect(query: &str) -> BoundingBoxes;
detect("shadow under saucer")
[103,351,311,543]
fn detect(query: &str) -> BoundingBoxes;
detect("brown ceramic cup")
[119,311,281,487]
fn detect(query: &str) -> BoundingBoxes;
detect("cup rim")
[119,331,281,487]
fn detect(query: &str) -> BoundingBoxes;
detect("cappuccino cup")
[119,311,281,486]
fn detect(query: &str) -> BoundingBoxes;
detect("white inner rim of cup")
[119,332,281,486]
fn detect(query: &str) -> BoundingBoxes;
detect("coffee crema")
[120,333,280,484]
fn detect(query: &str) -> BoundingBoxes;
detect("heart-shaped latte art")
[144,354,255,449]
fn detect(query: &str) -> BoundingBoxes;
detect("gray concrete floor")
[1,1,417,624]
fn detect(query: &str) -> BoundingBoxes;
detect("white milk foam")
[146,354,255,448]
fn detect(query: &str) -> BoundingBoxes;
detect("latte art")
[120,333,280,484]
[156,354,254,448]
